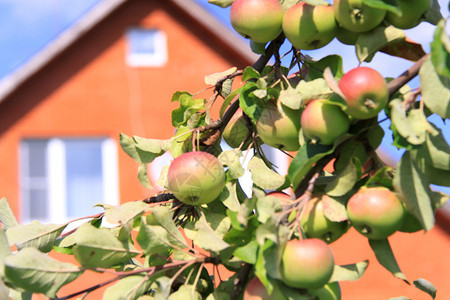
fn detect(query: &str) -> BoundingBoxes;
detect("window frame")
[125,27,168,67]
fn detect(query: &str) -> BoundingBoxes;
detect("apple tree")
[0,0,449,299]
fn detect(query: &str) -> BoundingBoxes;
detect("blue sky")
[0,0,448,194]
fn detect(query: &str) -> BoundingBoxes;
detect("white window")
[20,138,119,224]
[126,28,167,67]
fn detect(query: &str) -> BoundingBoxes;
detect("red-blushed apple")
[243,277,287,300]
[300,195,349,243]
[256,100,301,151]
[167,151,225,205]
[301,99,350,145]
[309,281,342,300]
[230,0,284,43]
[280,238,335,289]
[282,2,337,50]
[339,67,388,120]
[386,0,430,29]
[334,0,386,33]
[346,187,405,239]
[222,108,251,149]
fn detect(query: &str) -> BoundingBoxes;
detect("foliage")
[0,0,449,299]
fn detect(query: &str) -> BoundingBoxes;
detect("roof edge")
[0,0,128,103]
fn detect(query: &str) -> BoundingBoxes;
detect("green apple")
[282,2,337,50]
[280,238,335,289]
[222,108,251,149]
[256,100,301,151]
[339,67,388,120]
[301,99,350,145]
[334,0,386,33]
[347,187,406,239]
[230,0,284,43]
[167,151,225,205]
[386,0,431,29]
[300,195,349,243]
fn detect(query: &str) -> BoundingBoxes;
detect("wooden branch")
[387,54,428,97]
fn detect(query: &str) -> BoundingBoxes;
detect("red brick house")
[0,0,448,299]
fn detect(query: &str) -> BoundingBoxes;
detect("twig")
[387,54,428,97]
[230,263,253,300]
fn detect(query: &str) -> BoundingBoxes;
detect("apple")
[334,0,386,33]
[222,108,251,149]
[282,2,337,50]
[386,0,430,29]
[301,99,350,145]
[309,282,342,300]
[230,0,284,43]
[243,277,287,300]
[167,151,225,205]
[256,100,301,151]
[300,195,349,244]
[346,187,405,239]
[339,67,388,120]
[280,238,335,289]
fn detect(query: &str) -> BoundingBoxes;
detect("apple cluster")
[230,0,431,49]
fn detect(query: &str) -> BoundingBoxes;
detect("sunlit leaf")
[171,93,205,128]
[190,215,230,252]
[72,223,139,268]
[208,0,234,8]
[279,85,303,110]
[205,67,237,86]
[4,247,82,298]
[100,201,148,228]
[356,26,405,62]
[103,274,153,300]
[420,56,450,119]
[219,149,244,179]
[0,198,18,229]
[138,163,151,189]
[369,239,408,282]
[304,55,344,80]
[394,151,435,231]
[248,156,286,190]
[242,66,261,82]
[413,278,437,299]
[431,20,450,78]
[361,0,401,13]
[295,78,333,105]
[0,229,11,276]
[329,260,369,282]
[169,285,202,300]
[6,221,67,253]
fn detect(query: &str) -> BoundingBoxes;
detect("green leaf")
[413,278,437,299]
[250,40,267,55]
[170,126,192,158]
[304,55,344,80]
[356,26,405,63]
[329,260,369,282]
[0,278,8,300]
[425,129,450,170]
[6,221,67,253]
[72,223,139,268]
[242,66,261,82]
[207,0,234,8]
[256,195,283,223]
[153,276,171,300]
[171,93,205,127]
[325,158,358,197]
[239,83,267,122]
[138,163,151,189]
[289,143,334,189]
[248,156,286,190]
[279,85,303,110]
[119,133,170,164]
[219,87,242,118]
[188,214,230,253]
[218,181,242,212]
[361,0,402,14]
[137,206,192,259]
[103,274,153,300]
[218,149,244,179]
[294,79,333,106]
[100,201,148,229]
[394,151,435,231]
[389,99,430,145]
[322,195,348,222]
[4,247,82,298]
[204,67,237,86]
[0,197,18,229]
[424,0,443,25]
[420,56,450,119]
[233,239,259,264]
[0,229,11,276]
[431,20,450,78]
[369,239,408,282]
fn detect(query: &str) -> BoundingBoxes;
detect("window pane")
[27,140,47,177]
[29,189,48,219]
[128,28,157,54]
[65,139,104,218]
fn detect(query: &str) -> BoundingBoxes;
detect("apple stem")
[352,9,362,19]
[364,98,377,109]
